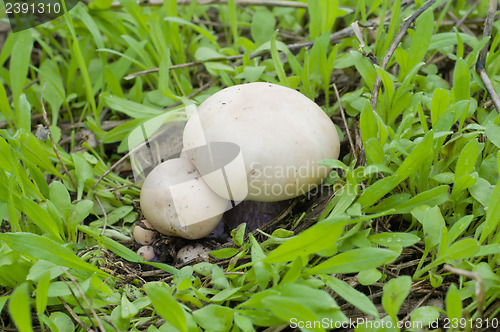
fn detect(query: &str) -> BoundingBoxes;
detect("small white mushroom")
[141,219,155,229]
[176,243,210,263]
[133,221,156,245]
[137,246,157,262]
[183,82,340,202]
[140,158,229,239]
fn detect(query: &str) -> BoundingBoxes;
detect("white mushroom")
[133,220,156,245]
[176,243,210,263]
[183,82,340,202]
[137,246,157,262]
[140,158,229,239]
[141,219,154,229]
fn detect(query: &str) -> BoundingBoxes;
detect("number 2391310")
[5,2,61,14]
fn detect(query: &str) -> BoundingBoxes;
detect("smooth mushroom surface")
[137,246,157,262]
[133,220,156,245]
[183,82,340,202]
[140,158,229,239]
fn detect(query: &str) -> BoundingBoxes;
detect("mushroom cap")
[183,82,340,202]
[140,158,229,239]
[133,222,156,245]
[137,246,157,262]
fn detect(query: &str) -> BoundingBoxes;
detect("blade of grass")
[0,232,107,277]
[271,30,287,86]
[10,30,32,131]
[61,1,99,125]
[227,0,238,42]
[8,283,32,332]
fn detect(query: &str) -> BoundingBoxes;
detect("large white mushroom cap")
[183,82,340,202]
[140,158,229,239]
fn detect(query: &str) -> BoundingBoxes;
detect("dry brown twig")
[95,195,108,236]
[62,269,106,332]
[444,264,485,319]
[92,142,146,191]
[441,13,500,27]
[40,83,78,190]
[125,61,204,80]
[370,0,437,110]
[449,0,481,36]
[67,283,106,332]
[400,289,435,325]
[351,21,366,49]
[476,0,500,115]
[7,79,39,104]
[163,75,220,110]
[59,297,93,332]
[333,83,357,162]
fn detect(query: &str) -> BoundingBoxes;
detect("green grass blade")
[62,1,98,125]
[271,30,288,86]
[480,177,500,243]
[324,275,379,318]
[382,276,411,324]
[144,283,188,332]
[0,233,106,277]
[264,216,347,263]
[308,248,398,274]
[8,283,32,332]
[9,30,32,131]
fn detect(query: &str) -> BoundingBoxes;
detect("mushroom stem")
[223,200,290,233]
